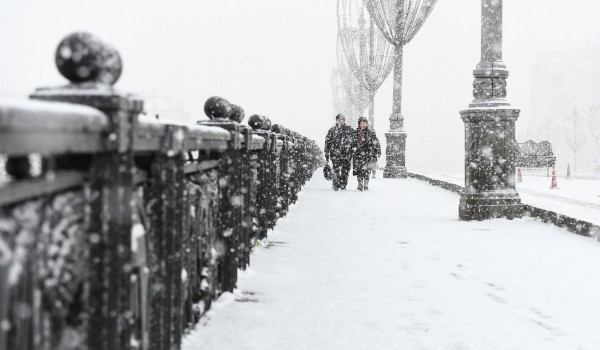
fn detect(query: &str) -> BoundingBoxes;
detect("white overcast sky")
[1,0,600,173]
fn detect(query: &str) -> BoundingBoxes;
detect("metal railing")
[0,32,322,350]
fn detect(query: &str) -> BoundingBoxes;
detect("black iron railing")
[0,32,321,350]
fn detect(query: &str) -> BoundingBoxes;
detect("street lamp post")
[337,0,394,128]
[363,0,439,178]
[458,0,522,220]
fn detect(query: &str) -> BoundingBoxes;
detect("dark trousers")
[332,158,351,189]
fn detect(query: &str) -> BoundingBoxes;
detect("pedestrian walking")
[351,117,381,191]
[324,114,354,191]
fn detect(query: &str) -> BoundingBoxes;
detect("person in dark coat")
[324,114,354,190]
[352,117,381,191]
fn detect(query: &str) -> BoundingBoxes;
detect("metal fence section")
[0,32,322,350]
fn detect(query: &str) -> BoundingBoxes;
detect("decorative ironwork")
[517,140,556,168]
[0,33,323,350]
[336,35,370,125]
[363,0,439,127]
[363,0,439,47]
[337,0,394,127]
[363,0,439,178]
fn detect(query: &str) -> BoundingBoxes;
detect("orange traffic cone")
[517,167,522,183]
[549,167,558,189]
[567,163,571,179]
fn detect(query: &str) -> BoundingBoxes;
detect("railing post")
[267,131,279,231]
[248,115,273,240]
[239,125,253,269]
[145,124,187,350]
[198,97,244,293]
[286,130,300,205]
[272,124,290,218]
[30,32,143,350]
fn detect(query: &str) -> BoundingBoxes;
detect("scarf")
[358,128,365,145]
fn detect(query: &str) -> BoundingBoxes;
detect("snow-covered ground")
[183,173,600,350]
[427,173,600,226]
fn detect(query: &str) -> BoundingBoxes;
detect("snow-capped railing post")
[295,135,316,189]
[267,127,280,231]
[197,97,245,293]
[238,123,254,269]
[145,122,187,350]
[248,115,274,240]
[284,130,297,204]
[272,124,291,217]
[29,32,143,350]
[458,0,523,220]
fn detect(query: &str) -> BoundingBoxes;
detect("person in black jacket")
[352,117,381,191]
[324,114,354,191]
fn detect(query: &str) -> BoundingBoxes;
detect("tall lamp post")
[337,0,394,128]
[363,0,439,178]
[458,0,522,220]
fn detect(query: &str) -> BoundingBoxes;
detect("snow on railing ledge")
[0,98,108,155]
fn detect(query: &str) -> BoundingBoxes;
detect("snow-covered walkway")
[183,173,600,350]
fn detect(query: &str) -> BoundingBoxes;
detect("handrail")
[0,32,323,350]
[0,99,107,155]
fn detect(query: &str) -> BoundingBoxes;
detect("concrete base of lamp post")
[383,131,407,178]
[459,192,523,221]
[458,107,523,221]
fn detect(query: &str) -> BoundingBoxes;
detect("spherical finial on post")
[248,114,263,130]
[229,104,245,123]
[260,116,272,130]
[204,96,233,119]
[271,124,287,134]
[55,32,122,85]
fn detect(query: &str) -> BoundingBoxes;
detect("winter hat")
[335,113,345,120]
[358,116,368,125]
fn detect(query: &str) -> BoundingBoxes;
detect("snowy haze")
[1,0,600,173]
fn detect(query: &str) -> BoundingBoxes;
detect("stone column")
[383,43,408,178]
[459,0,522,220]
